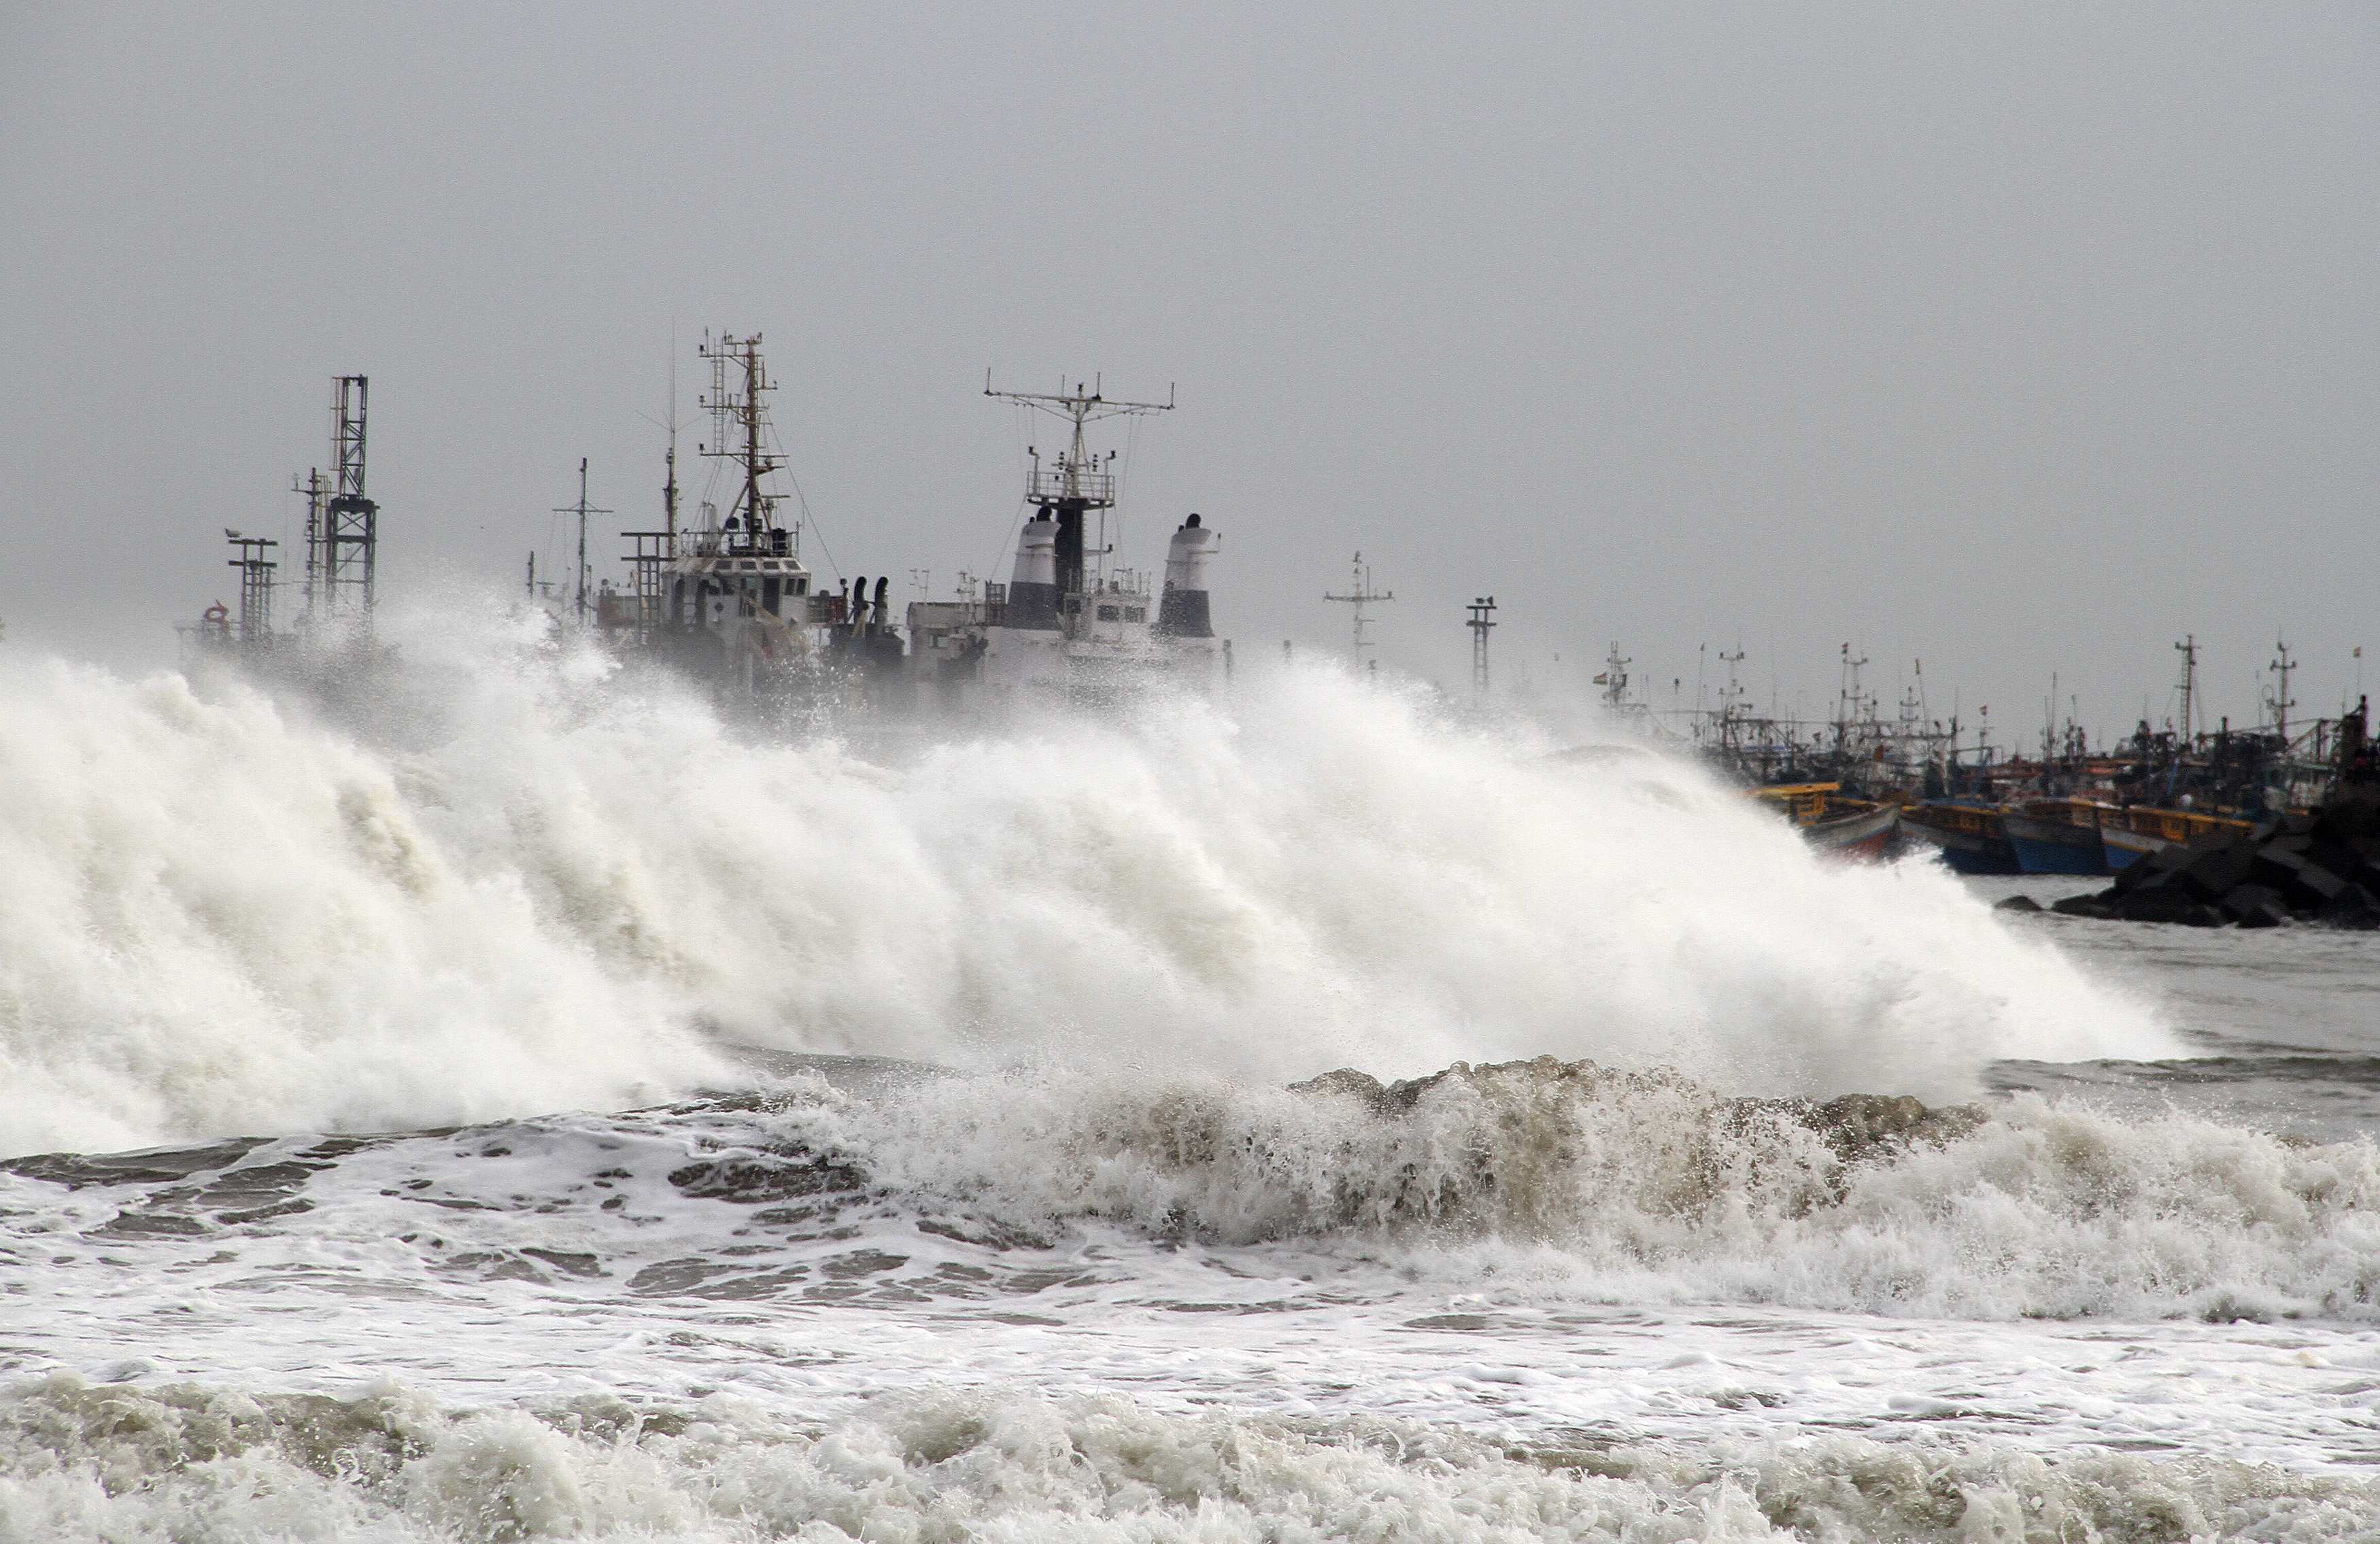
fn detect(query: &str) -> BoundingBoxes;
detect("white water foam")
[3,1376,2372,1544]
[0,595,2178,1155]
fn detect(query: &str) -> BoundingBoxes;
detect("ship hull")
[1805,802,1900,861]
[2002,811,2109,876]
[2100,824,2166,871]
[1902,806,2021,874]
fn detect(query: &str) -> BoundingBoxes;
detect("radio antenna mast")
[700,332,785,539]
[553,458,611,627]
[1323,551,1395,655]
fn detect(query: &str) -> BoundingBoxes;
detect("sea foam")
[2,1375,2370,1544]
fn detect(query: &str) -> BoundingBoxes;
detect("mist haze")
[3,3,2374,737]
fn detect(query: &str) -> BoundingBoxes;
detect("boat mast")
[1601,642,1632,714]
[551,458,609,627]
[701,332,785,543]
[985,372,1174,602]
[2269,634,2296,743]
[1323,551,1395,657]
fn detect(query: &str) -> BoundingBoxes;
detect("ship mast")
[701,332,785,542]
[985,372,1173,600]
[2269,634,2296,742]
[1323,551,1395,655]
[1600,642,1632,713]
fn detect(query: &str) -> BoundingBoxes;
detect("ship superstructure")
[639,333,832,689]
[904,376,1224,707]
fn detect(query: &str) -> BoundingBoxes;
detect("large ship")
[899,377,1224,710]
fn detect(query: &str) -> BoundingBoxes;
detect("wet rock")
[2318,885,2380,930]
[1995,895,2043,913]
[2219,884,2291,929]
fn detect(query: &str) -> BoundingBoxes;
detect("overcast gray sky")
[4,3,2374,742]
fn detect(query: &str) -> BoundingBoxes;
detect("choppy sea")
[3,606,2376,1541]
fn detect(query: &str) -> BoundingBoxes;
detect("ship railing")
[1027,466,1115,504]
[675,528,793,561]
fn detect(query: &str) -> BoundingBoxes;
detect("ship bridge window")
[1125,606,1145,623]
[1097,604,1121,621]
[793,575,808,595]
[763,576,781,614]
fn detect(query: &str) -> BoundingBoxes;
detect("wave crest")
[787,1055,2380,1320]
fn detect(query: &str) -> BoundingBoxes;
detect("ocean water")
[3,602,2377,1542]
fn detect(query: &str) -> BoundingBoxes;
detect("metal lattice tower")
[1323,551,1394,655]
[1467,596,1497,700]
[321,376,378,615]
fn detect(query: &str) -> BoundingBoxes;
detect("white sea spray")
[0,596,2174,1155]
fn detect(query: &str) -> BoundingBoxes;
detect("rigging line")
[979,493,1030,607]
[758,415,835,581]
[804,514,843,587]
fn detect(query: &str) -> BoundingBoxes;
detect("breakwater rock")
[2051,792,2380,929]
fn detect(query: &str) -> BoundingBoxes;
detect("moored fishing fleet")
[1595,633,2375,877]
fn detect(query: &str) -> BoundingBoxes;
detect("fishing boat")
[2098,805,2254,870]
[1807,800,1901,860]
[1901,800,2021,874]
[1750,783,1901,862]
[2001,797,2116,876]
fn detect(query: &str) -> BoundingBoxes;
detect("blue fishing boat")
[1901,801,2020,874]
[2001,799,2114,876]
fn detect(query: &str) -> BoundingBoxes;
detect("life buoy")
[203,603,230,624]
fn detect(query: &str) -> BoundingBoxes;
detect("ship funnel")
[1005,511,1061,630]
[1156,512,1219,639]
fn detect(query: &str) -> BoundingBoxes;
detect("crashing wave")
[0,600,2173,1155]
[774,1055,2380,1320]
[9,1054,2376,1322]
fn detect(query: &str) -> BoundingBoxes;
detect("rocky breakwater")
[2045,790,2380,929]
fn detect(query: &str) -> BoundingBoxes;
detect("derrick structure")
[319,375,378,617]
